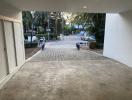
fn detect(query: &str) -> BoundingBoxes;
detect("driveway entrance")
[0,35,132,100]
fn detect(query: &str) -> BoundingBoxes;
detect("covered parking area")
[0,0,132,100]
[1,34,132,100]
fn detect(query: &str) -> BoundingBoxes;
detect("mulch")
[25,47,41,59]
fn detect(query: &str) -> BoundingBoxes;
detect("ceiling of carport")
[2,0,132,13]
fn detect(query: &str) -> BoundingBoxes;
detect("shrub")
[36,33,48,40]
[96,43,104,49]
[43,34,48,40]
[36,33,59,40]
[89,42,97,49]
[25,42,38,48]
[49,34,58,40]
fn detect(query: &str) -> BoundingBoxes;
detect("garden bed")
[25,47,41,59]
[81,46,103,55]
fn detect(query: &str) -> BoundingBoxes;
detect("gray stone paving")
[30,48,108,61]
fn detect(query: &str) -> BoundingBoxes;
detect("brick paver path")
[30,48,107,61]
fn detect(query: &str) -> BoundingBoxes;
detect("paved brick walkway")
[30,48,107,61]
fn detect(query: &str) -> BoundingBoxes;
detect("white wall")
[0,20,8,80]
[4,21,17,73]
[104,11,132,67]
[13,22,25,66]
[0,1,25,87]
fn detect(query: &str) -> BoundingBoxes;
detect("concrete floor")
[0,35,132,100]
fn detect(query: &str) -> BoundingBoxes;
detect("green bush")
[43,34,48,40]
[49,34,58,40]
[36,33,48,40]
[89,42,104,49]
[36,34,44,39]
[36,33,59,40]
[96,43,104,49]
[25,42,38,48]
[89,42,97,49]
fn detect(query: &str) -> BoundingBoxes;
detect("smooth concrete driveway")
[0,35,132,100]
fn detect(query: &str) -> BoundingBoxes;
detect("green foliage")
[33,11,48,31]
[89,42,97,49]
[64,25,74,35]
[72,13,106,48]
[23,11,64,40]
[36,33,58,40]
[22,11,33,32]
[22,11,49,34]
[25,43,38,48]
[64,25,71,31]
[72,13,94,29]
[49,34,58,40]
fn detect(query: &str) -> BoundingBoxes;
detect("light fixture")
[83,6,87,9]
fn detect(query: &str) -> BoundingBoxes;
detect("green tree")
[33,11,48,33]
[90,14,106,47]
[22,11,33,33]
[72,13,106,48]
[22,11,65,40]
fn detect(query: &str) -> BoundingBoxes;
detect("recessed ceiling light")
[83,6,87,9]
